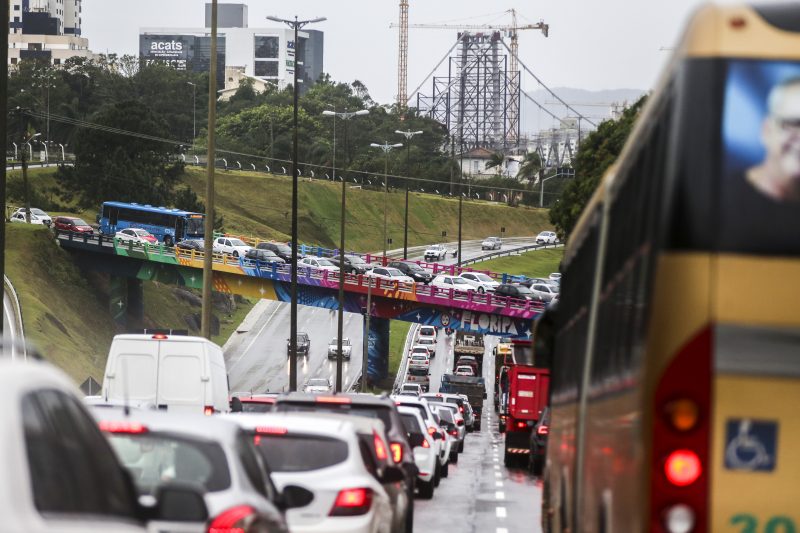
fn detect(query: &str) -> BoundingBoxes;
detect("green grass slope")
[477,248,564,278]
[181,168,551,251]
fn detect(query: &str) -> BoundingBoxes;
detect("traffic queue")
[2,331,475,533]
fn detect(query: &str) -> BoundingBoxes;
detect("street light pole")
[395,129,423,259]
[370,141,403,261]
[540,173,560,208]
[323,107,369,393]
[268,14,326,392]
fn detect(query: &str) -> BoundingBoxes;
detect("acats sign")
[150,40,183,52]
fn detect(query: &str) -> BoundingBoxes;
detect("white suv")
[214,236,252,257]
[397,406,439,499]
[481,236,502,250]
[431,274,477,294]
[536,231,558,244]
[423,244,448,261]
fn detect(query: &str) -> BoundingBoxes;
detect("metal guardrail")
[459,242,565,271]
[3,275,26,361]
[392,323,420,393]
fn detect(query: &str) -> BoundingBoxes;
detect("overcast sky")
[83,0,706,105]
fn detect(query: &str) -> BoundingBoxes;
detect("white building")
[8,0,92,66]
[458,147,521,180]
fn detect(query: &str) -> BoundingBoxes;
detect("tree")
[56,100,183,208]
[485,152,505,176]
[516,151,542,182]
[549,95,647,239]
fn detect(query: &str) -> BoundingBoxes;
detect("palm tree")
[516,151,542,183]
[485,152,505,176]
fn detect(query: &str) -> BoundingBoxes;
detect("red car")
[53,216,94,235]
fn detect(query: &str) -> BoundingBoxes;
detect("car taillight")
[373,432,388,461]
[316,395,351,404]
[204,406,214,416]
[449,429,458,437]
[98,421,148,434]
[427,426,437,436]
[390,442,403,463]
[459,406,464,413]
[650,327,711,533]
[208,505,257,533]
[152,334,168,340]
[456,420,464,426]
[515,421,527,429]
[421,438,430,449]
[256,426,288,435]
[537,425,549,435]
[329,488,373,517]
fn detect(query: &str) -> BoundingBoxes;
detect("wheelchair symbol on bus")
[724,419,777,472]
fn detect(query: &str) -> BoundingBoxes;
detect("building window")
[54,58,61,65]
[11,58,17,65]
[473,161,480,173]
[254,36,279,59]
[254,60,278,77]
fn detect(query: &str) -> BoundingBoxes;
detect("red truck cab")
[502,364,549,467]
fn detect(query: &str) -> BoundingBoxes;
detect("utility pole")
[0,0,7,336]
[395,129,423,259]
[396,0,409,108]
[201,0,218,340]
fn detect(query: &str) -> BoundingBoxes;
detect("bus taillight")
[650,326,711,533]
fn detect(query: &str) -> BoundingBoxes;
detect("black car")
[493,283,543,302]
[274,393,418,530]
[175,239,204,251]
[387,261,433,284]
[529,407,550,475]
[245,248,286,264]
[287,332,310,357]
[257,241,295,262]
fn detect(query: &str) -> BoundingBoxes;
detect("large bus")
[543,4,800,533]
[98,202,205,246]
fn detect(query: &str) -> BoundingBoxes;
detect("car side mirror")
[280,485,314,510]
[144,483,209,523]
[381,466,406,484]
[432,432,443,441]
[230,397,243,413]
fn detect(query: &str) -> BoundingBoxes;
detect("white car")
[399,383,423,396]
[304,377,333,393]
[459,272,500,293]
[410,344,433,359]
[227,413,397,533]
[114,228,158,244]
[431,274,477,294]
[536,231,559,244]
[393,397,449,479]
[368,267,414,285]
[417,325,437,344]
[0,359,207,532]
[549,272,562,282]
[327,337,352,360]
[397,406,440,499]
[481,236,502,250]
[298,256,340,272]
[10,207,51,225]
[214,236,252,257]
[455,365,475,376]
[423,244,448,261]
[408,353,430,374]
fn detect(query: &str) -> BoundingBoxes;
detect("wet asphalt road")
[412,333,543,533]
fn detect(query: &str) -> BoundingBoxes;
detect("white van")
[102,334,230,414]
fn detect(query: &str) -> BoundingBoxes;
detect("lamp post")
[395,129,423,259]
[20,131,41,223]
[36,140,47,163]
[370,141,403,260]
[322,107,369,393]
[540,173,560,208]
[268,14,327,392]
[187,81,197,142]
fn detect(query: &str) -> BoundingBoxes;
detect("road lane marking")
[497,529,509,533]
[496,507,507,518]
[495,472,501,478]
[230,303,283,371]
[495,491,505,500]
[496,481,503,487]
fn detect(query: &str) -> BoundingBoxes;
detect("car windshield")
[475,274,494,282]
[276,245,291,254]
[31,208,47,216]
[411,355,427,361]
[452,278,470,285]
[230,238,246,247]
[516,286,534,295]
[107,432,231,495]
[348,256,366,265]
[406,264,424,272]
[72,218,89,226]
[308,379,329,386]
[386,268,404,276]
[317,259,334,267]
[134,229,150,236]
[253,435,348,473]
[412,348,428,354]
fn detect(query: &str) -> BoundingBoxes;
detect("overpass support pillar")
[366,317,390,386]
[109,275,144,328]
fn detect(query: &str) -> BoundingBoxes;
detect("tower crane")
[391,8,548,141]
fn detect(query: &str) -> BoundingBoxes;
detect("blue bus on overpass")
[98,202,205,246]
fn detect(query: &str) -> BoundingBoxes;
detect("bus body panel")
[98,202,204,243]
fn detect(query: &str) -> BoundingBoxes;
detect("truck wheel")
[417,480,434,499]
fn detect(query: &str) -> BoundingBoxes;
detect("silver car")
[92,408,306,533]
[327,337,352,360]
